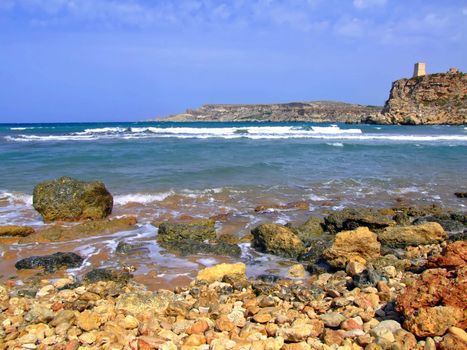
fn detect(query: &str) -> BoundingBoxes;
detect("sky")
[0,0,466,122]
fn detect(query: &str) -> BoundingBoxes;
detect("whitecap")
[113,192,174,205]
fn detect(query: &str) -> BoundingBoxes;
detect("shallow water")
[0,122,466,288]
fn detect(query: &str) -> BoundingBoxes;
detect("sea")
[0,121,466,288]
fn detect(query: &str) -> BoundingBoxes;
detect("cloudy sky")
[0,0,466,122]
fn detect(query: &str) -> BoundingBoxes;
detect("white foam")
[114,192,174,205]
[4,125,467,143]
[0,190,33,205]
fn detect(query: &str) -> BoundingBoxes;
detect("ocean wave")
[0,190,33,205]
[4,124,467,142]
[114,192,174,205]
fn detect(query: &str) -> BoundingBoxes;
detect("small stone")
[288,264,305,278]
[123,315,139,329]
[346,261,366,276]
[215,315,236,332]
[79,331,96,344]
[323,328,344,346]
[183,334,206,346]
[375,329,395,343]
[320,312,346,328]
[382,266,397,278]
[424,337,436,350]
[341,318,363,331]
[36,284,55,297]
[253,313,272,323]
[448,327,467,343]
[186,320,209,334]
[196,263,246,283]
[76,310,102,331]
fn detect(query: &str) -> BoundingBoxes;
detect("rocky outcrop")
[322,227,381,268]
[379,68,466,125]
[251,223,305,258]
[324,208,395,234]
[160,101,381,123]
[33,176,113,222]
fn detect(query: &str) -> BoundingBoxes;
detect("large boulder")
[33,176,113,222]
[377,222,447,248]
[288,216,325,246]
[322,227,381,268]
[396,266,467,337]
[323,208,395,234]
[156,219,216,243]
[251,223,305,258]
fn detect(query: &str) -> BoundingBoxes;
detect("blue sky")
[0,0,466,122]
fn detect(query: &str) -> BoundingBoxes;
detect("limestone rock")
[15,252,83,272]
[33,176,113,222]
[378,222,447,248]
[0,225,34,237]
[116,291,175,316]
[196,263,246,283]
[322,227,381,268]
[157,219,216,243]
[251,223,305,258]
[324,208,395,234]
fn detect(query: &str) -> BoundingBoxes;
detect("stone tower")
[413,62,426,77]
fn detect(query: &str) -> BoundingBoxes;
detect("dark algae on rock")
[15,252,84,272]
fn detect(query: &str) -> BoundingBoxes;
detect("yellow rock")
[196,263,246,283]
[288,264,305,278]
[448,326,467,343]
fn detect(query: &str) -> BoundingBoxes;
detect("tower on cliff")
[413,62,426,77]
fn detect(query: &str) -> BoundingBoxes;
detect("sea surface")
[0,122,466,288]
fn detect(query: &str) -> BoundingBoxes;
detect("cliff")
[377,68,466,125]
[161,101,381,123]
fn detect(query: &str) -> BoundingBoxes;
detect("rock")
[0,225,34,237]
[381,69,467,125]
[196,263,246,283]
[455,192,467,198]
[324,208,395,234]
[157,219,216,243]
[115,241,147,255]
[76,310,102,331]
[277,322,323,342]
[289,216,325,246]
[254,201,309,212]
[160,239,241,257]
[370,320,401,338]
[322,227,381,268]
[251,223,305,258]
[346,261,366,276]
[288,264,305,278]
[319,312,346,328]
[448,327,467,343]
[84,268,133,284]
[396,267,467,337]
[322,328,345,346]
[15,252,83,272]
[33,176,113,222]
[19,216,137,243]
[427,241,466,270]
[439,333,467,350]
[352,266,382,288]
[413,216,465,234]
[378,222,447,248]
[116,291,174,316]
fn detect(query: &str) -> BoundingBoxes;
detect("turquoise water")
[0,121,466,287]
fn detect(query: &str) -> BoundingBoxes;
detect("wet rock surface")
[15,252,84,272]
[0,225,34,237]
[156,219,216,243]
[160,239,242,257]
[33,176,113,222]
[323,208,395,234]
[378,222,447,248]
[251,223,306,258]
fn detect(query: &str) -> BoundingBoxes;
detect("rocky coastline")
[158,68,466,125]
[1,177,466,349]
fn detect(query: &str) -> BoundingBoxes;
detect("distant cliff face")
[380,69,466,125]
[162,101,382,123]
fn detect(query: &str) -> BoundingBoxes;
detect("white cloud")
[353,0,387,9]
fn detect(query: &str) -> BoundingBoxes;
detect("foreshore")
[1,186,466,349]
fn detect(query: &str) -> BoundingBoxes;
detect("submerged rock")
[19,217,137,243]
[251,223,305,258]
[15,252,83,272]
[455,192,467,198]
[156,219,216,243]
[322,227,381,268]
[323,208,395,234]
[33,176,113,222]
[160,239,241,257]
[378,222,447,248]
[115,241,147,255]
[84,268,133,284]
[0,225,34,237]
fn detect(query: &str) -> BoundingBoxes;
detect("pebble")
[320,312,346,328]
